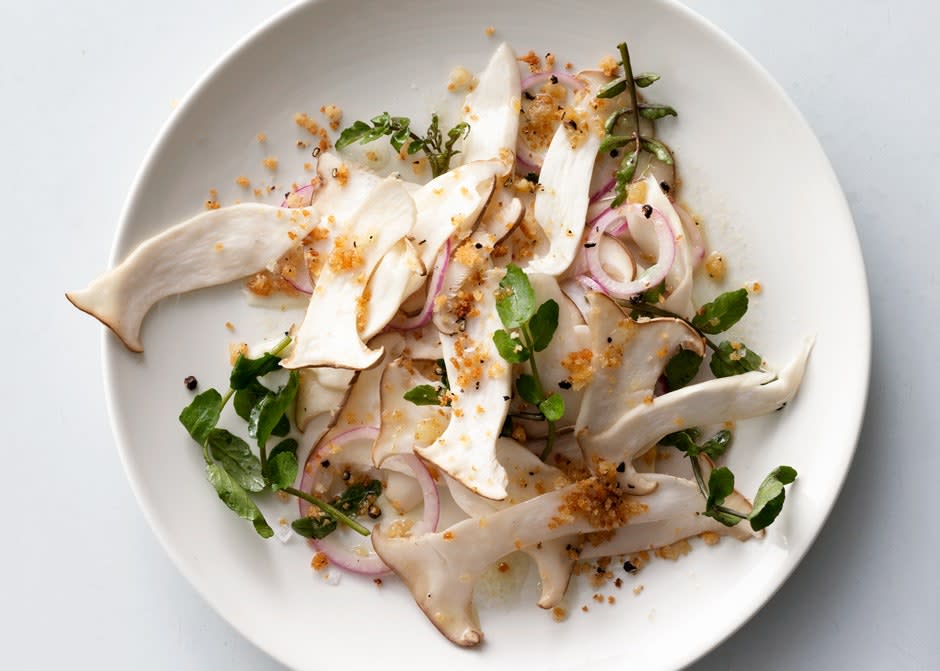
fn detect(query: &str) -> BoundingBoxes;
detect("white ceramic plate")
[102,1,870,669]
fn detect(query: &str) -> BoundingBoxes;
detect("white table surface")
[3,0,937,668]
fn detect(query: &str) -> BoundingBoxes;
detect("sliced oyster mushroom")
[361,238,426,338]
[282,177,416,370]
[460,42,521,169]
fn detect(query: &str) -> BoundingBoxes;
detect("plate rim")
[100,0,872,668]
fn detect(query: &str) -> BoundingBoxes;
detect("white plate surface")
[102,1,870,669]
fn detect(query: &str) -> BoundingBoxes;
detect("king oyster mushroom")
[281,177,416,370]
[459,42,521,170]
[415,268,512,500]
[372,471,707,646]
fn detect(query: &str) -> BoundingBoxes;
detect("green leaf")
[710,341,763,378]
[660,429,698,451]
[335,120,373,150]
[539,394,565,422]
[749,466,797,531]
[638,104,678,121]
[404,384,442,406]
[634,73,660,88]
[692,289,749,334]
[179,388,223,446]
[516,374,542,405]
[529,300,559,352]
[700,430,733,459]
[705,466,734,511]
[249,371,299,449]
[596,78,627,99]
[230,352,282,390]
[207,429,265,493]
[292,516,337,539]
[333,479,383,516]
[664,348,703,391]
[598,134,633,154]
[495,264,536,328]
[233,381,269,422]
[611,148,639,208]
[268,450,299,491]
[269,438,298,461]
[641,281,666,304]
[389,127,411,152]
[205,463,272,538]
[640,137,674,165]
[435,358,450,390]
[493,329,530,363]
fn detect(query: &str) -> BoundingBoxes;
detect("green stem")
[617,42,642,175]
[283,486,371,537]
[269,335,292,357]
[521,325,558,461]
[715,505,749,520]
[621,301,720,352]
[689,455,708,498]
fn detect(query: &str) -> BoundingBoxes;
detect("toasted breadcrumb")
[224,321,235,331]
[705,251,726,280]
[262,156,278,171]
[447,66,477,93]
[551,607,567,622]
[229,342,248,364]
[655,539,693,561]
[518,50,542,72]
[700,531,721,546]
[320,104,343,130]
[256,132,267,143]
[561,349,594,390]
[485,26,495,37]
[234,175,250,188]
[550,476,648,530]
[599,55,619,77]
[633,584,644,596]
[328,235,364,273]
[205,199,220,210]
[311,552,329,571]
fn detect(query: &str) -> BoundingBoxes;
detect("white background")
[2,0,936,669]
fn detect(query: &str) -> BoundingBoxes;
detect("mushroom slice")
[460,42,521,169]
[400,323,443,360]
[66,203,320,352]
[294,367,356,432]
[576,293,703,490]
[372,472,702,646]
[527,88,603,276]
[282,177,416,370]
[361,238,426,338]
[627,176,694,318]
[445,437,575,609]
[415,268,511,500]
[373,358,450,468]
[587,338,813,487]
[433,187,523,333]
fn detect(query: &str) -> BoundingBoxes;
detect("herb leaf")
[710,341,763,378]
[207,428,265,492]
[496,264,536,328]
[597,78,627,99]
[702,466,742,526]
[692,289,749,334]
[404,384,443,406]
[206,463,273,538]
[529,300,559,352]
[699,430,733,459]
[493,329,531,363]
[179,389,223,446]
[333,479,382,516]
[267,440,299,492]
[638,104,678,121]
[639,137,674,165]
[538,394,565,422]
[663,348,703,391]
[633,72,660,88]
[599,134,633,154]
[516,374,542,405]
[335,120,374,150]
[749,466,797,531]
[230,352,282,390]
[291,516,337,539]
[248,371,299,450]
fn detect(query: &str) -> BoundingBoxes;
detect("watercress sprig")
[336,112,470,177]
[491,264,565,460]
[596,41,677,207]
[179,336,372,538]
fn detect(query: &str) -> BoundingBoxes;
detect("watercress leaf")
[335,120,373,150]
[701,429,733,459]
[749,466,797,532]
[710,341,763,378]
[639,104,678,121]
[598,135,633,154]
[403,384,442,406]
[249,371,299,449]
[634,72,660,88]
[207,428,265,492]
[205,463,272,538]
[406,138,425,154]
[664,348,703,391]
[539,394,565,422]
[496,264,536,328]
[706,466,734,511]
[516,374,542,405]
[434,358,450,390]
[692,289,749,334]
[529,300,559,352]
[389,115,410,128]
[268,450,299,491]
[333,479,383,515]
[641,281,666,304]
[179,388,223,446]
[233,381,268,421]
[291,516,337,539]
[369,112,391,129]
[230,352,281,390]
[389,127,411,152]
[706,508,745,528]
[269,438,298,461]
[447,121,470,143]
[597,78,627,99]
[493,329,530,363]
[271,413,290,437]
[640,137,674,165]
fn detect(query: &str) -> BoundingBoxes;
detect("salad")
[67,40,810,646]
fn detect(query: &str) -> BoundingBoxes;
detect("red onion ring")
[589,178,616,204]
[280,183,315,208]
[297,427,440,576]
[584,204,675,298]
[520,71,586,92]
[388,239,451,330]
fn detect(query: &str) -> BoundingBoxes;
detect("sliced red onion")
[674,202,706,265]
[520,70,586,93]
[514,150,541,174]
[589,178,616,204]
[280,183,315,208]
[297,427,440,576]
[584,204,675,298]
[388,239,450,331]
